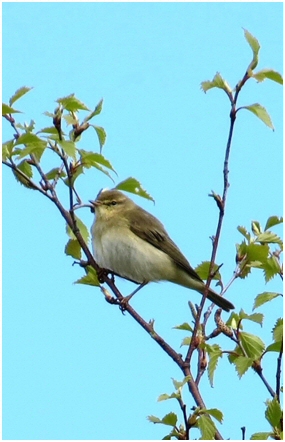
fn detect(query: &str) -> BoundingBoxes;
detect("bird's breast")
[91,221,177,284]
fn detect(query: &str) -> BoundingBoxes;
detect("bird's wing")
[128,207,203,283]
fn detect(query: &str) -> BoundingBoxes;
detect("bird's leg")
[120,281,148,311]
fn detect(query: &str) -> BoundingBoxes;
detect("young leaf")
[265,341,282,353]
[161,412,178,427]
[250,432,272,440]
[202,408,223,424]
[244,29,260,71]
[253,292,281,310]
[65,239,81,259]
[45,167,67,180]
[83,99,104,122]
[237,225,251,242]
[171,376,191,390]
[79,150,116,173]
[241,104,274,130]
[2,103,22,115]
[253,69,283,85]
[56,94,90,112]
[256,232,283,246]
[239,332,265,359]
[233,356,254,378]
[197,415,216,440]
[195,261,221,281]
[158,392,179,402]
[251,220,262,235]
[75,266,100,287]
[38,126,61,135]
[265,397,282,429]
[272,318,283,343]
[2,139,15,160]
[12,160,35,189]
[239,309,263,326]
[58,140,77,161]
[204,344,222,387]
[116,177,154,202]
[201,72,232,94]
[91,125,107,151]
[66,216,89,244]
[147,415,162,424]
[9,86,33,106]
[262,256,281,282]
[264,215,283,231]
[173,322,193,332]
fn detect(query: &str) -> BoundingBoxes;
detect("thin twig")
[276,338,283,401]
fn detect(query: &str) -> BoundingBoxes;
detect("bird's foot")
[97,267,113,283]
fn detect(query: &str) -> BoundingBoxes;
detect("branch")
[276,338,283,402]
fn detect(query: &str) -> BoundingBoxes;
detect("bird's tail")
[199,287,234,312]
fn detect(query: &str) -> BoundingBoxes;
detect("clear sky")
[2,2,283,440]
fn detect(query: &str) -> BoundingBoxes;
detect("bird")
[90,189,234,312]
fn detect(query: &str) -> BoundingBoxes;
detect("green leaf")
[12,160,35,189]
[173,322,193,332]
[116,177,155,202]
[197,415,216,440]
[58,140,77,161]
[195,261,221,281]
[161,412,178,427]
[65,239,81,259]
[256,232,283,247]
[45,167,67,180]
[2,103,22,115]
[262,256,281,282]
[241,103,274,130]
[204,344,222,387]
[265,216,283,231]
[92,125,107,151]
[56,94,90,112]
[147,415,162,424]
[234,356,254,378]
[265,397,282,429]
[253,292,281,310]
[38,126,61,135]
[14,132,44,146]
[181,337,191,347]
[251,220,262,235]
[244,29,260,71]
[265,341,282,353]
[239,331,265,359]
[157,392,179,402]
[202,408,223,424]
[2,139,15,160]
[9,86,33,106]
[43,111,55,118]
[83,99,103,122]
[201,72,232,94]
[171,376,191,390]
[74,266,100,287]
[250,431,272,440]
[272,318,283,343]
[253,69,283,85]
[237,225,251,241]
[239,309,263,326]
[62,114,78,126]
[66,216,89,244]
[79,150,116,173]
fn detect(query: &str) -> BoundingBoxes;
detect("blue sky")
[2,2,283,440]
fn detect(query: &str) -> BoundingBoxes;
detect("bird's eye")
[111,201,117,206]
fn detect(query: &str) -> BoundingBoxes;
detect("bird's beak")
[89,199,101,207]
[89,199,101,214]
